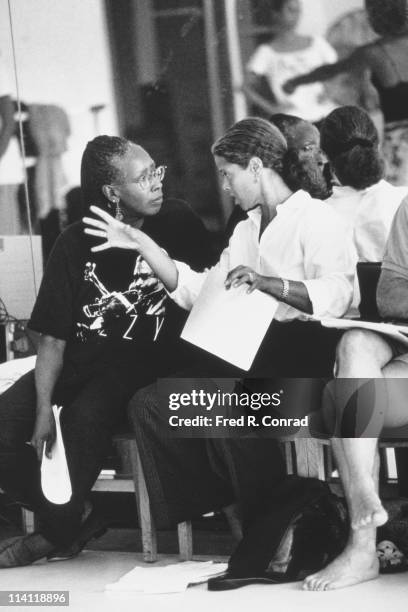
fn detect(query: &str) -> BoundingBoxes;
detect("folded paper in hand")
[181,268,278,371]
[41,405,72,504]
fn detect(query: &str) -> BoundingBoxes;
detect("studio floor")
[2,549,408,612]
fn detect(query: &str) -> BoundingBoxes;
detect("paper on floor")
[105,561,228,594]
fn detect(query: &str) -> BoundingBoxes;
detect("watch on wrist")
[280,278,290,300]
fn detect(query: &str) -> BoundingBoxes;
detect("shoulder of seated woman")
[269,35,313,54]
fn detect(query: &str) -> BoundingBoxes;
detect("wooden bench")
[21,431,193,562]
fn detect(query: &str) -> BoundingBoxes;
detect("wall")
[0,0,118,187]
[0,0,365,190]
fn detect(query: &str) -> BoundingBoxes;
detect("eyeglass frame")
[110,165,167,191]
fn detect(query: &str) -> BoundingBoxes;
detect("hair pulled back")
[80,135,134,211]
[320,106,384,190]
[212,116,316,193]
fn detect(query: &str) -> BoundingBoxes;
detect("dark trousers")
[0,369,131,547]
[129,383,286,529]
[129,321,341,529]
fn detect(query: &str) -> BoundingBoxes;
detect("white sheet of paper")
[181,268,278,371]
[321,318,408,348]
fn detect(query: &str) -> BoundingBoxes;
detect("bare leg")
[303,438,380,591]
[340,438,387,530]
[303,331,392,591]
[332,331,390,527]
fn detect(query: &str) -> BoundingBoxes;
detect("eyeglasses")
[112,165,167,190]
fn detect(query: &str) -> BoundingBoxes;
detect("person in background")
[320,105,408,315]
[82,117,354,535]
[0,51,24,234]
[0,135,214,567]
[284,0,408,186]
[245,0,337,122]
[270,113,332,199]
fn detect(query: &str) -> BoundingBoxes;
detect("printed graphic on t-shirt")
[76,255,166,342]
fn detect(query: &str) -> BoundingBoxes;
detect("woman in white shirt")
[245,0,338,122]
[321,105,408,315]
[82,117,354,536]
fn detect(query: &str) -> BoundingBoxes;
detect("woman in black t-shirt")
[0,136,213,567]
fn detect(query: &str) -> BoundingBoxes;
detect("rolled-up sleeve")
[168,244,231,310]
[168,261,208,310]
[302,209,354,318]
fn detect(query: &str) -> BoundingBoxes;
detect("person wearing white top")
[0,52,24,234]
[245,0,337,122]
[82,118,354,541]
[321,106,408,316]
[302,106,408,592]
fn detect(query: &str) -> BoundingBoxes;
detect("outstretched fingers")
[89,205,115,222]
[83,216,108,231]
[84,228,106,238]
[90,242,110,253]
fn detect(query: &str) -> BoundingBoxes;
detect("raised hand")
[83,206,139,252]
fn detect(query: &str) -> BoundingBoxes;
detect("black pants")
[129,321,342,529]
[0,369,133,547]
[129,383,286,529]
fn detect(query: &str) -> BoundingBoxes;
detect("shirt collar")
[331,180,385,199]
[276,189,311,214]
[246,190,311,230]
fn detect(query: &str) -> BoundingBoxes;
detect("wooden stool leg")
[178,521,193,561]
[295,438,325,479]
[21,508,35,534]
[128,439,158,563]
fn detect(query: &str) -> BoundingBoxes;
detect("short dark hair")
[80,135,135,211]
[212,117,288,175]
[269,113,304,134]
[365,0,408,36]
[320,106,384,189]
[269,113,314,150]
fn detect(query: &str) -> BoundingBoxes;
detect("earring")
[112,197,123,221]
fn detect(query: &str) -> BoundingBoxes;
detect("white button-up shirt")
[171,190,354,321]
[327,180,408,263]
[327,180,408,316]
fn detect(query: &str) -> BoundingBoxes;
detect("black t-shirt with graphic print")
[28,199,215,389]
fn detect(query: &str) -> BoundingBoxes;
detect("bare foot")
[349,484,388,530]
[303,547,379,591]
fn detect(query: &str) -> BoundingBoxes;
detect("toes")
[303,575,317,590]
[304,578,318,591]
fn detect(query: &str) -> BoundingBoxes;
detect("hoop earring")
[112,197,123,221]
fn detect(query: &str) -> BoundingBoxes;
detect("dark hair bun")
[320,106,384,189]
